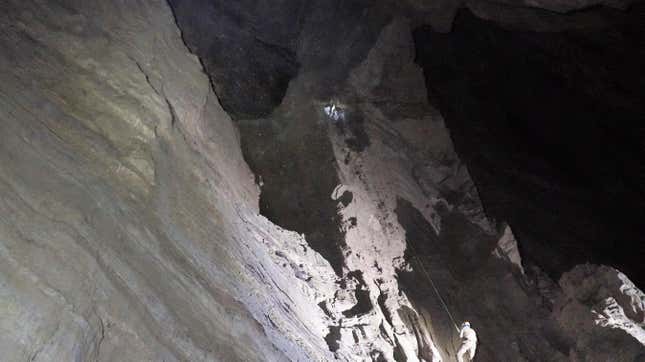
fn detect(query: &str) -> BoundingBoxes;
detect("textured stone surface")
[0,1,332,360]
[168,0,393,119]
[1,0,644,361]
[167,0,302,119]
[556,265,645,361]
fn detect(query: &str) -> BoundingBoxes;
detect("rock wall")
[0,1,334,360]
[171,0,645,357]
[0,0,643,361]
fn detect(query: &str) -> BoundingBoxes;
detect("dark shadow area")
[167,0,302,119]
[168,0,394,276]
[325,323,342,352]
[167,0,392,119]
[394,198,573,361]
[394,198,475,360]
[334,109,371,153]
[342,270,373,317]
[238,116,347,276]
[413,5,645,287]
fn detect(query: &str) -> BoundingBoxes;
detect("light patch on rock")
[593,297,645,344]
[492,225,525,274]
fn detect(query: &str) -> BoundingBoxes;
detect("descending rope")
[407,242,460,332]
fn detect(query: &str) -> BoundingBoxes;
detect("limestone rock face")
[556,264,645,358]
[172,1,645,358]
[1,0,644,362]
[0,1,331,360]
[166,0,302,119]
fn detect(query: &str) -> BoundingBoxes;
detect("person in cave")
[457,321,477,362]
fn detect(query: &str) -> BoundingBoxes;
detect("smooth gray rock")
[0,1,330,360]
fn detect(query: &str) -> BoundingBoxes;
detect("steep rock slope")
[0,0,643,361]
[0,1,337,360]
[172,0,644,358]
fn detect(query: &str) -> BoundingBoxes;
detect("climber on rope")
[457,321,477,362]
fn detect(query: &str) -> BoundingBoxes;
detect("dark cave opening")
[238,115,348,276]
[169,0,645,289]
[413,5,645,288]
[167,0,302,119]
[3,0,645,360]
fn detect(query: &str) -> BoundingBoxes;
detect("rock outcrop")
[556,265,645,361]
